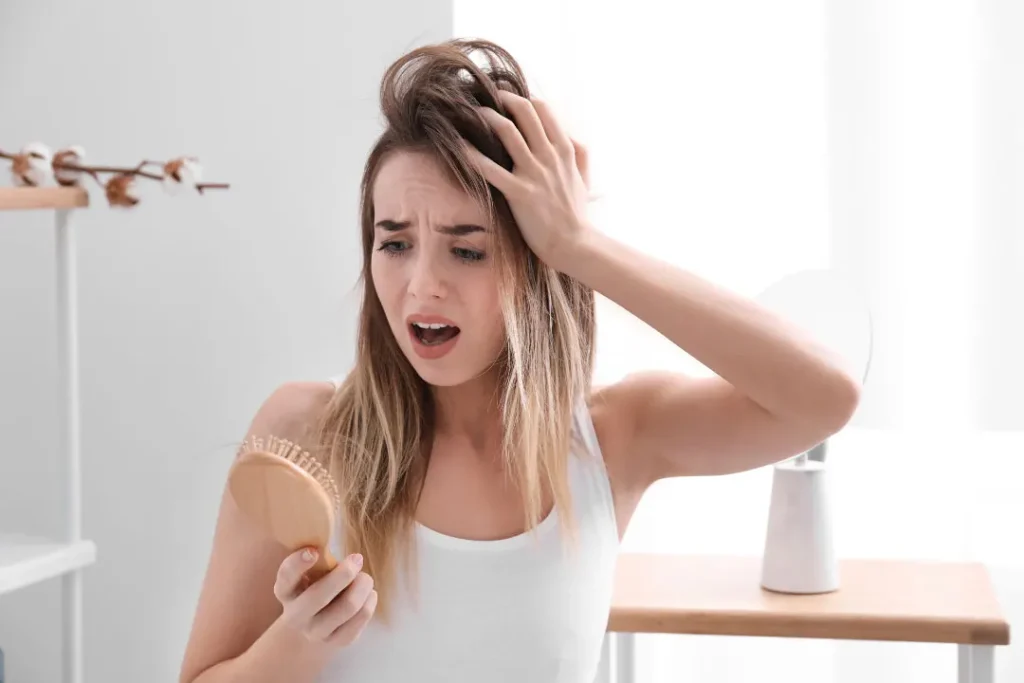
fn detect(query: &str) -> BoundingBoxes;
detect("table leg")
[614,633,637,683]
[958,644,995,683]
[595,635,612,683]
[597,633,637,683]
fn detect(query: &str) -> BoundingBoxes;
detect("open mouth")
[410,322,461,347]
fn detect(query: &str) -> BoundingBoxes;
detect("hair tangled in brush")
[314,38,596,622]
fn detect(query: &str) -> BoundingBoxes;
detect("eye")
[377,240,409,256]
[453,247,486,262]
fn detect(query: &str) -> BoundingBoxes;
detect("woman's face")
[370,150,506,387]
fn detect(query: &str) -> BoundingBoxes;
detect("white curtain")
[456,1,1023,680]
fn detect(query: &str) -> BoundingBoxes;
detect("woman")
[178,38,859,683]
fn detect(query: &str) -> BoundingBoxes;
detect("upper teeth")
[413,322,450,329]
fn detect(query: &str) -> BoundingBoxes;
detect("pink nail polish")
[352,553,364,568]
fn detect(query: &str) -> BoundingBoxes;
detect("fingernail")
[303,548,317,562]
[351,553,363,568]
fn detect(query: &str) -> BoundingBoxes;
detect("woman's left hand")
[464,91,592,271]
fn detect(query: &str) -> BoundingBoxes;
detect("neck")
[430,371,502,450]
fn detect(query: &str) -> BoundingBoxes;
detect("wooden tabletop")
[608,553,1011,646]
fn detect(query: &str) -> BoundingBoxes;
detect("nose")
[407,248,447,300]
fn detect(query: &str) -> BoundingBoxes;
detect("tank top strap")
[569,394,618,532]
[571,394,602,460]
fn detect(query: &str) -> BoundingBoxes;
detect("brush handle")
[307,547,339,582]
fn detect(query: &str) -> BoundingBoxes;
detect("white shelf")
[2,195,91,682]
[0,533,96,596]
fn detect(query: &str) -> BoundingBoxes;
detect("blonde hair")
[314,38,596,621]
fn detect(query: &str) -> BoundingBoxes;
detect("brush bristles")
[238,435,342,511]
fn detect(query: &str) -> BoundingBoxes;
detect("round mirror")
[754,269,873,460]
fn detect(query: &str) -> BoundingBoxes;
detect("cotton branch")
[1,143,230,207]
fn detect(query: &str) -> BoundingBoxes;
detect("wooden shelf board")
[0,186,90,211]
[0,533,97,595]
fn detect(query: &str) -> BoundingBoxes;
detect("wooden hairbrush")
[228,435,342,580]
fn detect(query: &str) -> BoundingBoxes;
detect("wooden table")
[599,554,1011,683]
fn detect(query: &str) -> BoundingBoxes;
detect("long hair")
[314,38,596,621]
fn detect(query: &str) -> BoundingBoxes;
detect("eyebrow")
[374,219,487,236]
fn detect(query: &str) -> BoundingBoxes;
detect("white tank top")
[315,376,620,683]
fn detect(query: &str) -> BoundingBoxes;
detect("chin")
[412,365,475,388]
[400,339,495,388]
[407,357,488,388]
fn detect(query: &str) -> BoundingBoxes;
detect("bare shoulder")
[246,379,338,445]
[177,378,341,683]
[584,381,647,495]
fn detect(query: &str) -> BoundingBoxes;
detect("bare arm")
[565,230,860,491]
[179,381,340,683]
[464,92,859,494]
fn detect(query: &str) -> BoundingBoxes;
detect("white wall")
[0,1,453,681]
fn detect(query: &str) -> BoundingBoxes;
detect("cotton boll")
[53,145,86,186]
[11,142,53,186]
[105,173,140,207]
[161,156,203,194]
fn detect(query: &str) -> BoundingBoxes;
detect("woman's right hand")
[273,548,378,649]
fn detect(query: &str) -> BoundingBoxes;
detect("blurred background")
[1,0,1021,681]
